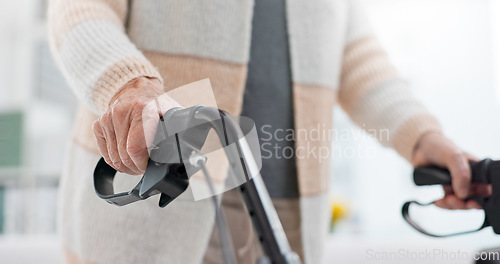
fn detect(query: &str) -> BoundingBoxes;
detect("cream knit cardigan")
[48,0,441,262]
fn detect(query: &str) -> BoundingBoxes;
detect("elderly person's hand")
[411,132,492,209]
[92,77,180,175]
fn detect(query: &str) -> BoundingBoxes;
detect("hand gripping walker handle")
[403,159,500,236]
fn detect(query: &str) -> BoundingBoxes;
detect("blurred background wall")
[0,0,499,263]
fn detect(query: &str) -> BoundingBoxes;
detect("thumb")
[142,94,182,150]
[447,152,471,199]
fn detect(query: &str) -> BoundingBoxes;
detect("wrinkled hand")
[411,132,492,210]
[93,77,180,175]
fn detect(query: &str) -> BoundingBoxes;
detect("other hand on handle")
[411,132,491,210]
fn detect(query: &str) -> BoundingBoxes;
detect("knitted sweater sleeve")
[337,1,442,161]
[47,0,163,114]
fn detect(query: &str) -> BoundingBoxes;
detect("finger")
[101,114,136,175]
[469,183,492,197]
[111,106,141,175]
[434,196,480,210]
[142,95,181,149]
[445,195,468,210]
[92,121,111,165]
[465,152,480,162]
[127,110,151,172]
[465,200,482,209]
[142,98,163,155]
[434,198,451,209]
[442,185,453,195]
[436,195,468,210]
[447,152,471,199]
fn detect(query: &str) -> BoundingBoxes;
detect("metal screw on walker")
[93,105,301,264]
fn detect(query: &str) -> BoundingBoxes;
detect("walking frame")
[93,105,301,264]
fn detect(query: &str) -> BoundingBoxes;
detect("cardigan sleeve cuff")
[391,113,443,162]
[91,57,163,114]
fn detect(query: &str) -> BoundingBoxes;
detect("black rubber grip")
[414,159,493,186]
[413,166,452,186]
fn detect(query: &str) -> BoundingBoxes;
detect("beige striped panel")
[293,84,336,196]
[144,51,247,116]
[339,35,407,149]
[338,36,399,114]
[338,35,442,160]
[48,0,127,48]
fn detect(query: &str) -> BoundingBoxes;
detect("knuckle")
[456,173,469,181]
[112,160,123,171]
[450,151,465,160]
[127,144,144,157]
[121,156,135,168]
[130,99,148,111]
[99,113,110,124]
[447,151,467,167]
[117,138,127,149]
[111,105,126,118]
[452,177,469,188]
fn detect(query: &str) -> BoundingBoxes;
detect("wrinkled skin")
[92,77,179,175]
